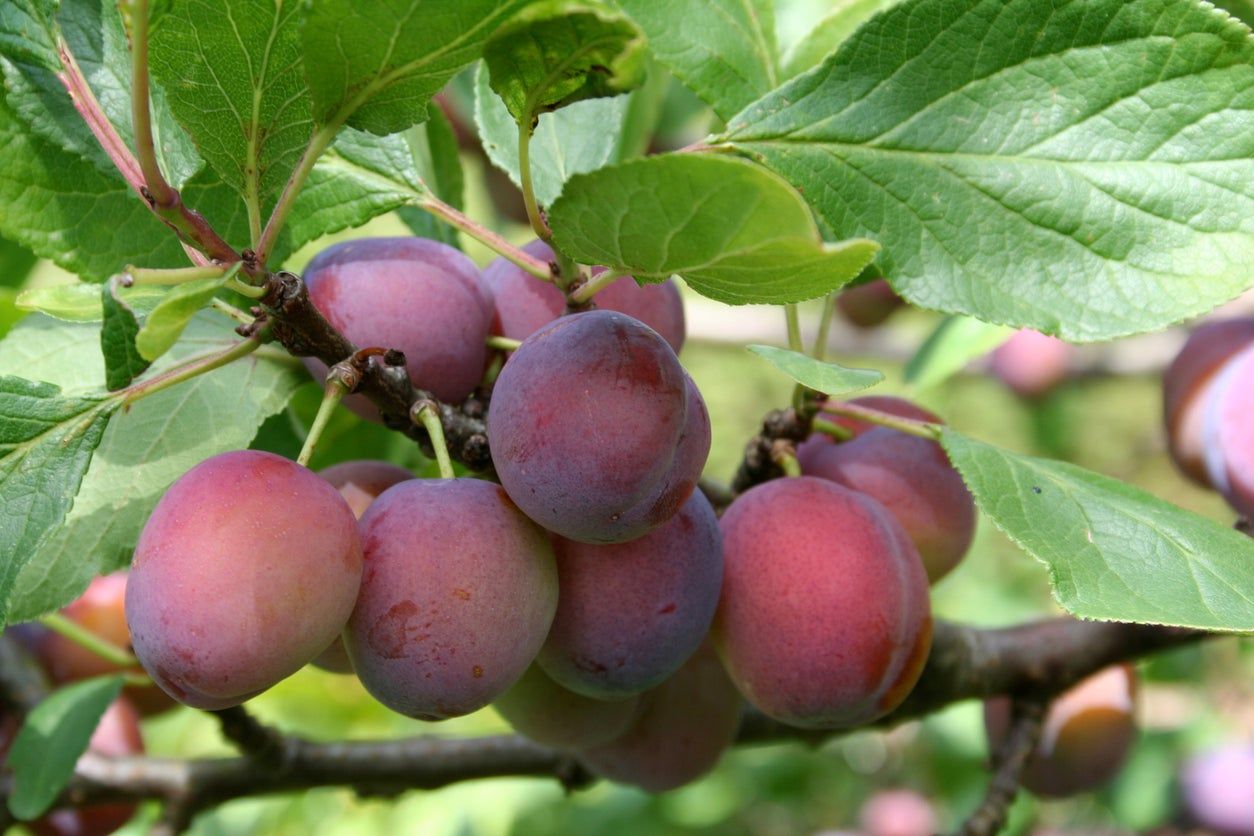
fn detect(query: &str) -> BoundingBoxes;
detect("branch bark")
[4,617,1204,817]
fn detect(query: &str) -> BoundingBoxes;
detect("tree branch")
[5,617,1204,819]
[957,700,1045,836]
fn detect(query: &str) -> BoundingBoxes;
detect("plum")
[1162,318,1254,484]
[859,789,938,836]
[345,478,558,720]
[990,329,1074,398]
[578,642,742,792]
[1201,343,1254,518]
[493,663,640,750]
[801,425,975,584]
[715,477,932,728]
[1180,743,1254,835]
[487,310,709,544]
[302,237,494,412]
[983,664,1137,798]
[836,278,903,328]
[538,491,723,699]
[126,451,363,709]
[482,239,685,352]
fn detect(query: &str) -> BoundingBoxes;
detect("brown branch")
[731,407,813,493]
[957,700,1046,836]
[7,616,1205,821]
[259,271,492,471]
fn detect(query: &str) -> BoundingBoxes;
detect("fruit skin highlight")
[344,478,558,721]
[714,477,932,729]
[488,310,709,544]
[126,450,363,709]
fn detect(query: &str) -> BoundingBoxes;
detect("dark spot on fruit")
[472,665,484,678]
[574,656,608,674]
[367,600,421,660]
[453,588,471,601]
[658,603,676,614]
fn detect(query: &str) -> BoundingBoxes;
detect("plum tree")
[25,574,174,716]
[1162,318,1254,484]
[577,642,742,792]
[990,329,1074,399]
[537,492,723,699]
[302,237,494,410]
[492,664,640,750]
[1199,343,1254,519]
[487,310,709,543]
[800,403,974,583]
[983,665,1138,798]
[715,477,932,728]
[311,460,414,673]
[1180,743,1254,835]
[345,478,558,721]
[125,451,363,709]
[836,278,904,328]
[483,240,686,352]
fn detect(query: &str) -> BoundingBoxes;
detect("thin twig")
[957,700,1046,836]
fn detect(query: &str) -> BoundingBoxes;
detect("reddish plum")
[493,663,640,750]
[990,329,1074,398]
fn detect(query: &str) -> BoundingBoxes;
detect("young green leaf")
[134,276,228,362]
[5,676,124,820]
[904,316,1013,390]
[483,0,645,130]
[724,0,1254,342]
[549,154,879,304]
[780,0,901,78]
[940,430,1254,631]
[0,313,301,624]
[0,376,117,627]
[747,345,884,395]
[616,0,778,121]
[16,283,166,323]
[99,280,149,390]
[149,0,311,216]
[300,0,529,135]
[0,95,187,282]
[474,64,634,207]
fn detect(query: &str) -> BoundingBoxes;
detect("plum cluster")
[1163,318,1254,519]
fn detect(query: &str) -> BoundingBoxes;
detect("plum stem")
[811,416,854,441]
[298,378,348,468]
[120,333,266,405]
[568,270,626,305]
[418,197,553,281]
[209,299,254,326]
[486,335,523,352]
[38,613,140,669]
[414,401,455,479]
[769,440,802,477]
[822,401,941,440]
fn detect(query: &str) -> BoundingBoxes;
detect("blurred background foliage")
[3,0,1253,832]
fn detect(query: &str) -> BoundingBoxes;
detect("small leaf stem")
[414,402,455,479]
[256,124,339,268]
[120,332,266,405]
[769,441,802,478]
[812,293,837,361]
[129,0,174,208]
[822,401,940,440]
[226,277,267,299]
[210,298,254,325]
[518,124,551,241]
[569,270,626,305]
[297,379,347,467]
[486,335,523,352]
[38,614,138,669]
[419,197,553,281]
[811,416,853,441]
[123,265,226,286]
[785,304,803,353]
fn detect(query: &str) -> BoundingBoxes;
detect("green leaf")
[747,345,883,395]
[0,376,116,627]
[99,280,150,390]
[904,315,1012,390]
[0,313,301,623]
[16,283,167,323]
[5,676,124,820]
[725,0,1254,342]
[149,0,311,212]
[474,63,636,207]
[0,0,59,70]
[301,0,529,135]
[940,430,1254,631]
[395,107,466,247]
[484,0,645,130]
[0,234,37,288]
[780,0,901,79]
[135,276,228,362]
[0,92,187,282]
[59,0,202,188]
[616,0,778,121]
[0,289,22,340]
[549,153,879,304]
